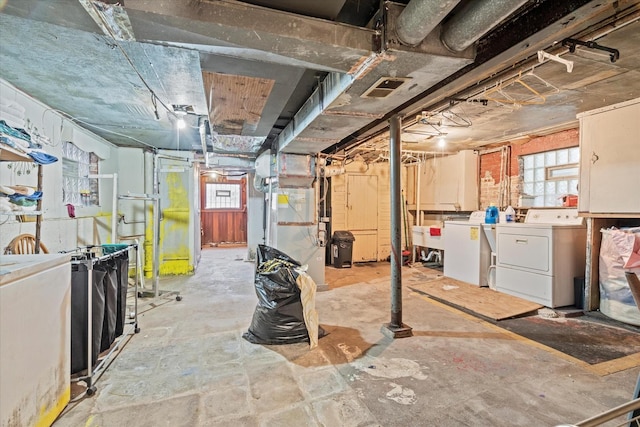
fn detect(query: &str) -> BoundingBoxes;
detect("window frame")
[61,141,100,207]
[519,147,580,208]
[545,163,579,181]
[203,181,243,210]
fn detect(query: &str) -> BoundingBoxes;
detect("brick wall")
[479,128,579,209]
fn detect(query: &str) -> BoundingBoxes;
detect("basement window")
[205,182,241,209]
[520,147,579,207]
[62,141,99,206]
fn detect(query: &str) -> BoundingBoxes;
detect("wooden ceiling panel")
[203,71,275,135]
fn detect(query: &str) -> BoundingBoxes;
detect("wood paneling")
[200,177,247,245]
[347,175,378,230]
[202,71,275,135]
[330,162,396,261]
[201,210,247,244]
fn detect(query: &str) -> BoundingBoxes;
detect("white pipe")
[416,162,422,226]
[112,173,117,243]
[265,179,272,245]
[152,154,160,296]
[88,173,118,243]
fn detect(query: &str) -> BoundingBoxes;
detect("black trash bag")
[242,245,310,345]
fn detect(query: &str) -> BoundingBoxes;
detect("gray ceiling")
[1,0,639,165]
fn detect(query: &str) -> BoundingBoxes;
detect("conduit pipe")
[199,116,209,168]
[396,0,461,46]
[441,0,529,52]
[88,173,118,244]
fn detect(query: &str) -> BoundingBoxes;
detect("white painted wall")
[1,79,119,253]
[1,80,201,277]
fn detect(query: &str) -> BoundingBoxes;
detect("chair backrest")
[4,234,49,254]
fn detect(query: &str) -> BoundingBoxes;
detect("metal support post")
[382,114,413,339]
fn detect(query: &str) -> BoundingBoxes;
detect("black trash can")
[331,231,355,268]
[574,276,585,310]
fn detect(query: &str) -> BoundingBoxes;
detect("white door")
[347,175,378,261]
[347,175,378,229]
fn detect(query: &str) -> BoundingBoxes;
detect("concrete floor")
[54,247,639,427]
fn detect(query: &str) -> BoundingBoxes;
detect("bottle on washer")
[505,205,515,223]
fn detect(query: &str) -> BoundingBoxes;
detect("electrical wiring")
[69,116,157,150]
[88,1,175,117]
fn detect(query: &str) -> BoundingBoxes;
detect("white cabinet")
[578,98,640,215]
[0,254,71,427]
[410,150,478,212]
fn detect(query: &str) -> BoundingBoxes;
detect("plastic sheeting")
[296,270,319,349]
[243,245,321,348]
[599,227,640,326]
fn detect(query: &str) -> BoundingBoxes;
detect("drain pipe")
[441,0,528,52]
[152,153,160,295]
[382,115,413,339]
[199,116,209,168]
[396,0,461,46]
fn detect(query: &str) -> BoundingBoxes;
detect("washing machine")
[444,211,495,286]
[495,208,586,308]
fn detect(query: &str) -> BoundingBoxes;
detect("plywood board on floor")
[408,276,542,320]
[325,263,438,289]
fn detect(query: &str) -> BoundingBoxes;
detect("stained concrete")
[54,247,638,426]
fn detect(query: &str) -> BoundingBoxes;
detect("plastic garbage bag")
[243,245,321,347]
[599,227,640,326]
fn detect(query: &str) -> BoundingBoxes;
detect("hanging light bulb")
[177,117,186,129]
[438,137,446,148]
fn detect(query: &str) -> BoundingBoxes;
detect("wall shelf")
[0,144,31,162]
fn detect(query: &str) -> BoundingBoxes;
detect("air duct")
[253,150,273,193]
[441,0,529,52]
[395,0,461,46]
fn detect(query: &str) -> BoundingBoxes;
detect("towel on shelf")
[0,185,16,195]
[0,198,14,212]
[0,120,31,143]
[26,149,58,164]
[6,185,34,196]
[9,191,42,203]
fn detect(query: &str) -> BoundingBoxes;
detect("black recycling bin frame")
[67,244,140,396]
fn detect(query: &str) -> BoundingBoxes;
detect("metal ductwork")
[395,0,461,46]
[441,0,529,52]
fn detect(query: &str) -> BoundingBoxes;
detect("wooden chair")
[3,234,49,254]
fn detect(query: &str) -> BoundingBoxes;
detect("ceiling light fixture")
[173,105,190,130]
[176,117,186,129]
[438,137,446,148]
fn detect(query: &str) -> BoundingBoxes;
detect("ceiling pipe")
[441,0,529,52]
[395,0,462,46]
